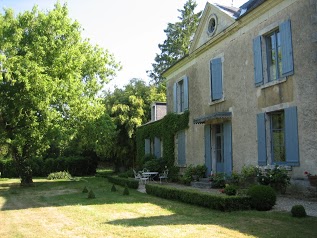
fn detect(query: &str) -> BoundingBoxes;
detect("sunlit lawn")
[0,177,316,238]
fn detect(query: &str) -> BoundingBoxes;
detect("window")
[253,20,294,86]
[207,14,217,37]
[257,107,299,166]
[210,57,223,101]
[144,137,162,158]
[270,111,285,162]
[267,30,282,82]
[177,130,186,166]
[173,76,188,113]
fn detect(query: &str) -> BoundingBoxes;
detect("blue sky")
[0,0,247,90]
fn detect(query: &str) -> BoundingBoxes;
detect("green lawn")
[0,177,316,238]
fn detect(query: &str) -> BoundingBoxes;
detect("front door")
[204,125,212,176]
[215,124,224,173]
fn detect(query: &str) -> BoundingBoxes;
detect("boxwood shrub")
[107,176,139,189]
[247,185,276,211]
[146,184,251,211]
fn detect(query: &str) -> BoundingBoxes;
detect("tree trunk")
[15,153,33,186]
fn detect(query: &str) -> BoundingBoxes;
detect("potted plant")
[305,171,317,186]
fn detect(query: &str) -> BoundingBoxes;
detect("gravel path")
[137,183,317,217]
[273,196,317,217]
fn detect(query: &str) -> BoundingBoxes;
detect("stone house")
[159,0,317,181]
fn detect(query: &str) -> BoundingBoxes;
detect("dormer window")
[207,15,217,36]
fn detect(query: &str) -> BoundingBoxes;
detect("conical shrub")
[111,184,117,192]
[88,189,96,199]
[82,186,88,193]
[123,184,129,195]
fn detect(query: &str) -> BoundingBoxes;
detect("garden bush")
[0,158,18,178]
[47,171,72,180]
[146,184,251,212]
[82,186,88,193]
[224,185,237,196]
[257,165,290,193]
[123,184,130,195]
[247,185,276,211]
[183,164,207,183]
[107,175,139,189]
[111,184,117,192]
[291,205,306,218]
[211,173,226,188]
[88,190,96,199]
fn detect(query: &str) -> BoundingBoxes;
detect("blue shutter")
[154,137,161,158]
[204,125,212,176]
[209,61,212,100]
[253,36,263,86]
[280,19,294,77]
[257,113,267,165]
[211,58,223,100]
[173,83,177,112]
[145,139,150,155]
[223,122,232,176]
[177,130,186,166]
[285,107,299,166]
[183,76,189,111]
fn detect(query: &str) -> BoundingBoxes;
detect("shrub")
[146,184,251,212]
[247,185,276,211]
[47,171,72,180]
[107,175,139,189]
[82,186,88,193]
[291,205,306,218]
[88,190,96,199]
[0,158,19,178]
[224,185,237,196]
[227,172,241,186]
[111,184,117,192]
[118,172,129,178]
[123,184,129,195]
[183,164,207,182]
[257,166,290,193]
[240,165,258,187]
[211,173,226,188]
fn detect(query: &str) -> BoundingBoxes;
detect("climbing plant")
[136,111,189,168]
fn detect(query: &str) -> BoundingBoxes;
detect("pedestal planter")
[308,176,317,187]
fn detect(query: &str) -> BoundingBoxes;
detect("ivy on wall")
[136,111,189,167]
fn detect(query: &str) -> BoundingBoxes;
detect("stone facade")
[163,0,317,180]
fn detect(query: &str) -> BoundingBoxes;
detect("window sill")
[259,77,287,89]
[209,98,225,106]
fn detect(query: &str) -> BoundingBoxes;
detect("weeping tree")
[147,0,201,85]
[104,78,166,170]
[0,3,121,185]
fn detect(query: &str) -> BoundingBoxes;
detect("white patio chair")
[133,169,142,180]
[159,169,169,183]
[134,169,148,184]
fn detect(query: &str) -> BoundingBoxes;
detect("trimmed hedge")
[0,156,98,178]
[107,176,139,189]
[146,184,251,211]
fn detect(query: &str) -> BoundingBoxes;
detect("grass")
[0,177,316,238]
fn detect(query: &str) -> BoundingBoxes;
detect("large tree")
[104,78,166,170]
[0,3,121,185]
[147,0,201,85]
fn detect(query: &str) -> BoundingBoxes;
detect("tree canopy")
[0,3,121,185]
[104,78,166,170]
[147,0,201,85]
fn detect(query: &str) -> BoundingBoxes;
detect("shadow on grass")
[0,177,170,211]
[1,177,317,238]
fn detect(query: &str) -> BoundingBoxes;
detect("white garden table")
[142,172,158,182]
